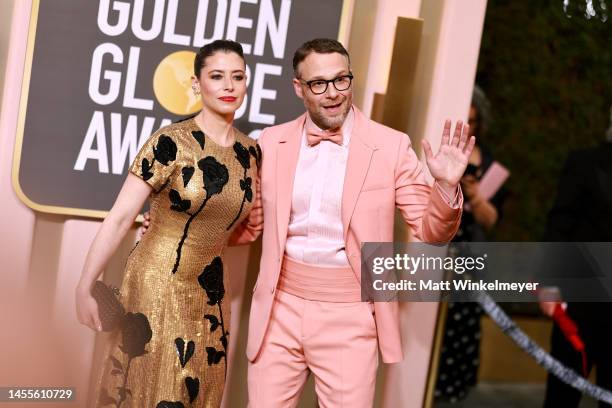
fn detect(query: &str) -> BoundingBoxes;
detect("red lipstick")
[219,96,237,103]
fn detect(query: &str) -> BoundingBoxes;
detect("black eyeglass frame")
[299,73,354,95]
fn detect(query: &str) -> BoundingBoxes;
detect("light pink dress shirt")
[284,108,460,267]
[284,109,355,266]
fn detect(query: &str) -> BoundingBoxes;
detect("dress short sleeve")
[129,130,179,192]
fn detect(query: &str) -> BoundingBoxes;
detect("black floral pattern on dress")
[206,346,226,365]
[153,135,177,165]
[226,142,253,230]
[141,158,154,181]
[156,402,185,408]
[198,257,225,305]
[234,141,251,169]
[120,313,153,358]
[199,256,229,373]
[181,166,194,187]
[139,135,177,182]
[174,337,195,368]
[241,177,253,201]
[191,130,205,150]
[169,190,191,213]
[249,144,262,169]
[102,312,152,407]
[184,377,199,403]
[172,157,229,274]
[204,314,220,331]
[199,157,229,196]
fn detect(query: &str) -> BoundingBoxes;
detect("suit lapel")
[276,114,306,253]
[341,108,376,240]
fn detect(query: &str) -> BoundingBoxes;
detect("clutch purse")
[91,281,125,331]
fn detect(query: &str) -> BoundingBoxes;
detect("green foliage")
[476,0,611,240]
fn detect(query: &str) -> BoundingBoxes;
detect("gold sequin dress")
[94,118,260,408]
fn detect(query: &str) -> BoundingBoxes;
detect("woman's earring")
[192,86,200,97]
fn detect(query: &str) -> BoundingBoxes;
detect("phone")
[478,162,510,200]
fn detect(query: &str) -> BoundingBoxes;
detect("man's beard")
[310,98,351,130]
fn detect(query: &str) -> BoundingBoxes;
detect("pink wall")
[1,0,33,298]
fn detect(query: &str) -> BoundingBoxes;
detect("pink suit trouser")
[248,257,378,408]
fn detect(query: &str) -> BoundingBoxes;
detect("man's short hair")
[292,38,350,78]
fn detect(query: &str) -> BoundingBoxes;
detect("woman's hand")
[461,173,499,229]
[460,175,479,201]
[137,211,151,240]
[75,284,102,332]
[539,300,562,318]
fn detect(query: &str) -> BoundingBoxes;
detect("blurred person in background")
[435,86,509,403]
[540,107,612,408]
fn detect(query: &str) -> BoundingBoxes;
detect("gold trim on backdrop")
[338,0,355,46]
[380,17,424,134]
[424,301,448,408]
[370,93,386,124]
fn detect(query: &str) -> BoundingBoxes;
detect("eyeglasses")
[299,74,353,95]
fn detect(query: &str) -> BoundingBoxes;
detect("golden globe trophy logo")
[16,0,344,216]
[153,51,200,116]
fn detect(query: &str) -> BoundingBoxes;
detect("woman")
[76,40,261,407]
[435,86,507,404]
[455,86,504,241]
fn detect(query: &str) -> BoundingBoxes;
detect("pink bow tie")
[306,128,343,146]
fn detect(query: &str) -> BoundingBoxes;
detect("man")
[232,38,472,407]
[540,111,612,408]
[143,38,473,407]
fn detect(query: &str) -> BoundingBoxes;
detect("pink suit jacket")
[232,106,462,364]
